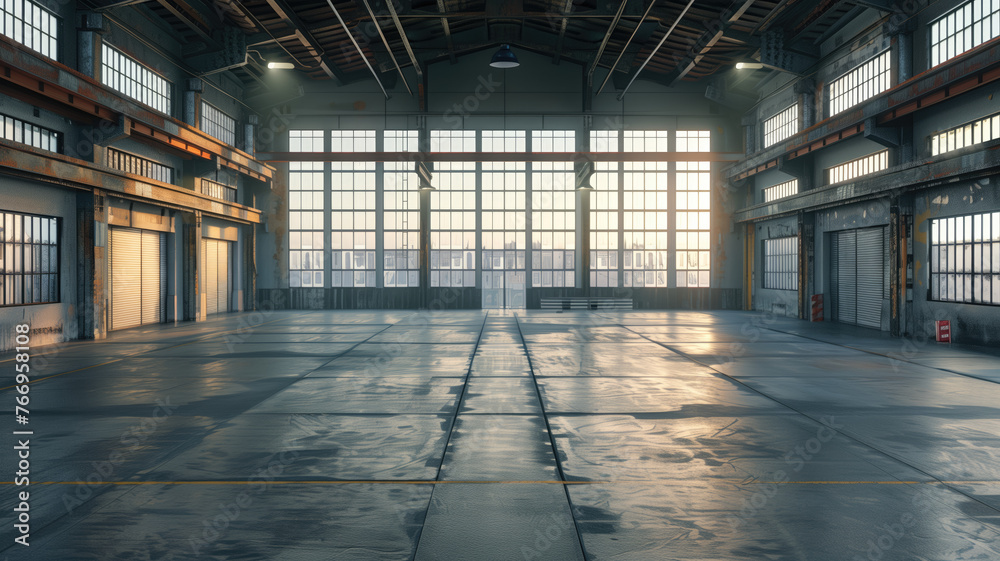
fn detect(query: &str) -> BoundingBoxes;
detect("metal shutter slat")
[856,228,884,329]
[110,228,142,330]
[837,230,857,325]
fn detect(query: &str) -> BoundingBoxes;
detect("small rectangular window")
[930,211,1000,305]
[102,44,172,115]
[763,236,798,290]
[200,101,236,146]
[106,147,173,184]
[0,0,58,59]
[829,51,891,116]
[763,179,799,202]
[763,104,799,147]
[930,112,1000,156]
[0,113,60,152]
[0,211,60,306]
[826,150,889,184]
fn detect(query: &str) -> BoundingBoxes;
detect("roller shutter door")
[856,228,883,329]
[833,228,883,329]
[203,238,231,315]
[110,228,165,330]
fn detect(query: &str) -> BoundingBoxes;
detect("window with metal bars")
[106,147,173,184]
[202,178,236,202]
[931,0,1000,67]
[1,113,60,152]
[0,0,58,59]
[763,179,798,203]
[930,112,1000,156]
[763,236,798,290]
[0,211,59,306]
[930,211,1000,305]
[101,44,172,115]
[826,150,888,184]
[763,104,798,148]
[828,51,891,117]
[200,101,236,146]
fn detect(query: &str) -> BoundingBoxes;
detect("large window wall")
[286,127,714,292]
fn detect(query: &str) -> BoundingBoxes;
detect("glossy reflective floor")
[2,310,1000,560]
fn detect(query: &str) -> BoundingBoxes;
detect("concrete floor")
[2,309,1000,560]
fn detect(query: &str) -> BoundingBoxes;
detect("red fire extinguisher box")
[935,320,951,343]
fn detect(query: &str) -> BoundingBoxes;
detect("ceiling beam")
[586,0,629,86]
[665,0,757,86]
[263,0,345,83]
[596,0,658,95]
[153,0,217,44]
[257,151,744,162]
[552,0,574,64]
[618,0,696,100]
[384,0,425,109]
[436,0,457,63]
[322,0,390,99]
[359,0,412,96]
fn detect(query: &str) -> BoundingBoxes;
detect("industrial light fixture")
[489,45,520,68]
[267,61,295,70]
[735,62,764,70]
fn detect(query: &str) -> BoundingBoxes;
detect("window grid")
[430,130,476,152]
[763,104,799,148]
[591,130,619,152]
[106,147,173,184]
[384,130,418,152]
[829,51,891,116]
[201,101,236,146]
[0,211,59,307]
[676,130,711,153]
[930,112,1000,156]
[289,130,324,152]
[288,162,324,288]
[1,113,60,152]
[763,179,799,203]
[331,130,376,152]
[430,162,476,287]
[330,162,376,287]
[101,44,172,115]
[531,162,575,287]
[482,160,527,286]
[482,130,526,152]
[589,161,619,288]
[930,211,1000,305]
[624,161,670,287]
[763,236,798,290]
[531,130,576,153]
[0,0,58,59]
[931,0,1000,67]
[383,162,419,287]
[624,130,670,152]
[676,161,711,287]
[202,178,236,202]
[827,150,889,184]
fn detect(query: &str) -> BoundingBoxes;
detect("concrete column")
[741,114,756,155]
[76,189,108,340]
[795,79,816,130]
[183,212,204,321]
[77,12,105,79]
[244,114,259,157]
[184,79,204,128]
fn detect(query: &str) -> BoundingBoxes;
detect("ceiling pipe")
[586,0,630,86]
[359,0,412,96]
[596,0,658,95]
[323,0,389,99]
[617,0,696,100]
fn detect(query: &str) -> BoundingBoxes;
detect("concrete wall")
[753,216,800,318]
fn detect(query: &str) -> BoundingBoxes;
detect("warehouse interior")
[1,0,1000,559]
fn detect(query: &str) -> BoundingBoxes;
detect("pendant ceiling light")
[489,44,520,68]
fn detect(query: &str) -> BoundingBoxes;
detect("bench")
[539,297,634,310]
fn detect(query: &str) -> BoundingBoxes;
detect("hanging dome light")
[489,45,520,68]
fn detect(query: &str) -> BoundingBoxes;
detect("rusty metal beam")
[618,0,696,100]
[597,0,658,95]
[727,37,1000,181]
[0,38,274,183]
[553,0,574,64]
[0,140,262,224]
[436,0,457,63]
[258,151,744,162]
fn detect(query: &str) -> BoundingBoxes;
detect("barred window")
[624,130,670,152]
[0,211,59,306]
[201,102,236,146]
[383,161,419,287]
[330,161,376,287]
[763,104,798,148]
[590,130,619,152]
[101,44,172,115]
[482,130,525,152]
[384,130,418,152]
[763,237,798,290]
[676,161,711,288]
[763,179,798,203]
[288,161,324,288]
[430,162,476,288]
[1,113,60,152]
[676,130,711,153]
[0,0,58,59]
[331,130,376,152]
[430,130,475,152]
[827,150,888,184]
[829,51,891,116]
[931,0,1000,67]
[106,148,173,184]
[202,178,236,202]
[930,211,1000,305]
[930,112,1000,156]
